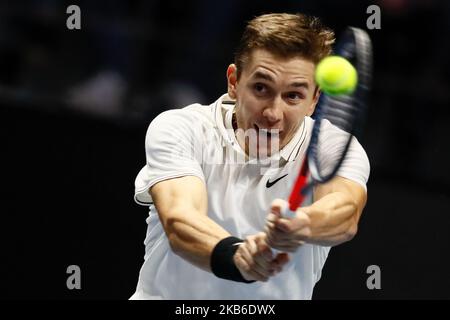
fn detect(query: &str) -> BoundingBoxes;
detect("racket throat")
[287,158,311,211]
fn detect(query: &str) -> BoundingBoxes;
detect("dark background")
[1,0,449,299]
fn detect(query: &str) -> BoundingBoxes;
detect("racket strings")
[311,117,354,180]
[321,95,358,133]
[308,27,372,184]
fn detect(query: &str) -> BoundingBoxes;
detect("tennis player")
[130,13,369,300]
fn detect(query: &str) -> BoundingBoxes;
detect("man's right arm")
[151,175,229,272]
[150,175,287,281]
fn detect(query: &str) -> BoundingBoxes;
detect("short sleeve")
[318,120,370,190]
[134,109,205,205]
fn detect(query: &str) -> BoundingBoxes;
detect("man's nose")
[262,96,283,124]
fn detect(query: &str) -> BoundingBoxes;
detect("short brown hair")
[234,13,335,78]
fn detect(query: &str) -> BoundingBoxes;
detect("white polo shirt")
[131,94,370,300]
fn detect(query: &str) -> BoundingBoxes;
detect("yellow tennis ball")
[315,56,358,95]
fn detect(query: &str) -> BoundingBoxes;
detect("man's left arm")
[266,176,367,249]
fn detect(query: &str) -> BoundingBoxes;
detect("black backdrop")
[1,0,450,299]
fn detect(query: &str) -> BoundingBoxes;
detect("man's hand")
[265,199,312,252]
[233,232,290,282]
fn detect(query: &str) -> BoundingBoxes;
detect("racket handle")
[280,201,297,218]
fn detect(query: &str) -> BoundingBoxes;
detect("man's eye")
[287,92,304,101]
[254,83,267,93]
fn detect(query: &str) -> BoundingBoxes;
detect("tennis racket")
[281,26,373,218]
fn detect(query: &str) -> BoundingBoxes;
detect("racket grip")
[280,200,297,218]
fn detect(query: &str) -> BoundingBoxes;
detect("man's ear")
[307,86,321,116]
[227,64,237,99]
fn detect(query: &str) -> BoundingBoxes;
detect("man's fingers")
[238,235,275,279]
[267,252,290,274]
[274,252,290,266]
[235,248,270,281]
[236,232,296,280]
[267,238,303,252]
[267,209,311,238]
[276,210,311,233]
[255,234,273,261]
[266,229,306,252]
[268,225,310,242]
[266,227,292,249]
[270,198,288,217]
[253,235,276,276]
[266,213,278,223]
[246,234,272,263]
[233,255,254,281]
[244,236,258,256]
[270,243,302,253]
[234,255,268,282]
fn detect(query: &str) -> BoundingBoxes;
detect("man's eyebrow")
[252,71,275,82]
[290,82,309,89]
[252,71,310,89]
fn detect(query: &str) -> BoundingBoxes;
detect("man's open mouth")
[254,124,281,138]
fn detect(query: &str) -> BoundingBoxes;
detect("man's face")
[227,49,320,157]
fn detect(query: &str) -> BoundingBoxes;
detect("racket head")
[307,27,373,184]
